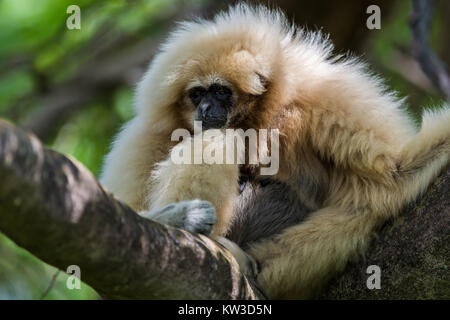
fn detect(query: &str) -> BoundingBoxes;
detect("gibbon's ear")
[256,72,269,91]
[232,50,270,96]
[246,72,268,96]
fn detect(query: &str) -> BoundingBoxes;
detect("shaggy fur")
[101,4,450,299]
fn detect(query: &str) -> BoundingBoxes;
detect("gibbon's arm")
[101,117,239,235]
[251,107,450,299]
[248,104,450,299]
[142,131,240,236]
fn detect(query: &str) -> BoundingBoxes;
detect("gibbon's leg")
[141,131,240,237]
[247,206,378,299]
[249,107,450,299]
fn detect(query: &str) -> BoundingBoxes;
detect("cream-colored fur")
[147,132,240,235]
[101,4,450,299]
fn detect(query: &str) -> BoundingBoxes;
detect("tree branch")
[0,119,448,299]
[0,119,264,300]
[410,0,450,100]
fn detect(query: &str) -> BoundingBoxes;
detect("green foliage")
[51,95,133,177]
[0,233,98,299]
[368,0,445,117]
[0,70,34,114]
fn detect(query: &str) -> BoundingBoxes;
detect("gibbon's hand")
[141,199,218,236]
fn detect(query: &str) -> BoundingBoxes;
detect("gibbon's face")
[177,49,269,131]
[187,82,233,130]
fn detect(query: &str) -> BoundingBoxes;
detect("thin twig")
[39,270,60,300]
[410,0,450,100]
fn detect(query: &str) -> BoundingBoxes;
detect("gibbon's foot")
[215,236,259,279]
[141,200,218,236]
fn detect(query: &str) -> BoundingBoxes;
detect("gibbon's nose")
[199,102,211,118]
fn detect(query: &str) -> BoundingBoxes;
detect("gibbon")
[101,4,450,299]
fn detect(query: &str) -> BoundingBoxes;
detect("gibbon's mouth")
[198,117,228,130]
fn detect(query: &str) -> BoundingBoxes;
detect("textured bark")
[0,120,264,300]
[0,119,448,299]
[322,166,450,299]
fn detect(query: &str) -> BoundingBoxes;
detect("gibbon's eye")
[189,86,207,106]
[212,84,232,100]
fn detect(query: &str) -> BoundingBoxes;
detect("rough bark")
[0,120,264,300]
[0,119,448,299]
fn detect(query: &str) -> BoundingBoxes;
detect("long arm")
[249,104,450,299]
[144,131,240,236]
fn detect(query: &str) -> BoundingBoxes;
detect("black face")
[189,83,233,130]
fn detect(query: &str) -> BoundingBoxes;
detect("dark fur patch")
[227,179,315,248]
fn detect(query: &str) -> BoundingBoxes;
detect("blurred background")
[0,0,449,299]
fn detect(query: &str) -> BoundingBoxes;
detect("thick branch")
[0,120,264,300]
[0,119,448,299]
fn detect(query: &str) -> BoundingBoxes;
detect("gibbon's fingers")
[247,207,378,299]
[140,200,218,236]
[215,236,259,279]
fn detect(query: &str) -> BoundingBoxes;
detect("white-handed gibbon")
[101,4,450,299]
